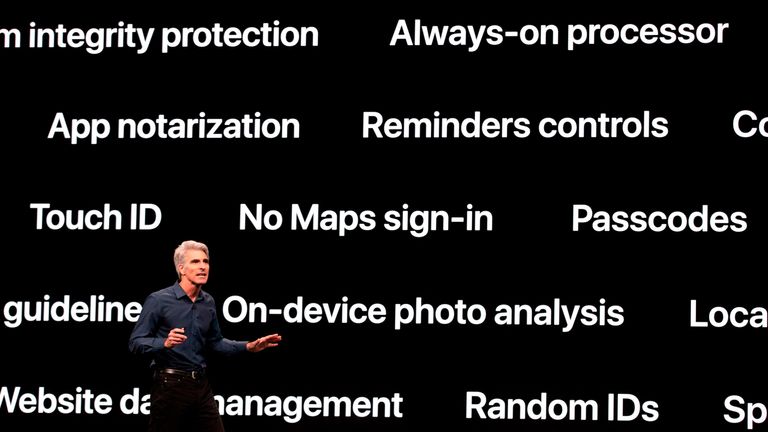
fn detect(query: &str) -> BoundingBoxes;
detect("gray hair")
[174,240,209,279]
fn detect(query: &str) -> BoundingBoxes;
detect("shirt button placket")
[191,303,198,345]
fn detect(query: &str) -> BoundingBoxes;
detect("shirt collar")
[172,281,187,299]
[172,281,207,302]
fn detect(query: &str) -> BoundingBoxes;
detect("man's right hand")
[164,328,187,348]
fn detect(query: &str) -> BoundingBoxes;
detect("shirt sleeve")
[128,294,166,354]
[206,300,248,356]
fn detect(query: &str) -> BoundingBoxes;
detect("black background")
[1,2,765,431]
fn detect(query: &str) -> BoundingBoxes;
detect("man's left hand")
[246,333,282,352]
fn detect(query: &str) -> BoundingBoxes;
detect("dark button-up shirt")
[129,282,246,371]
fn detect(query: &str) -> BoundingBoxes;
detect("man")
[129,240,281,432]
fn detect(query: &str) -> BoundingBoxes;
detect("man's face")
[179,249,209,286]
